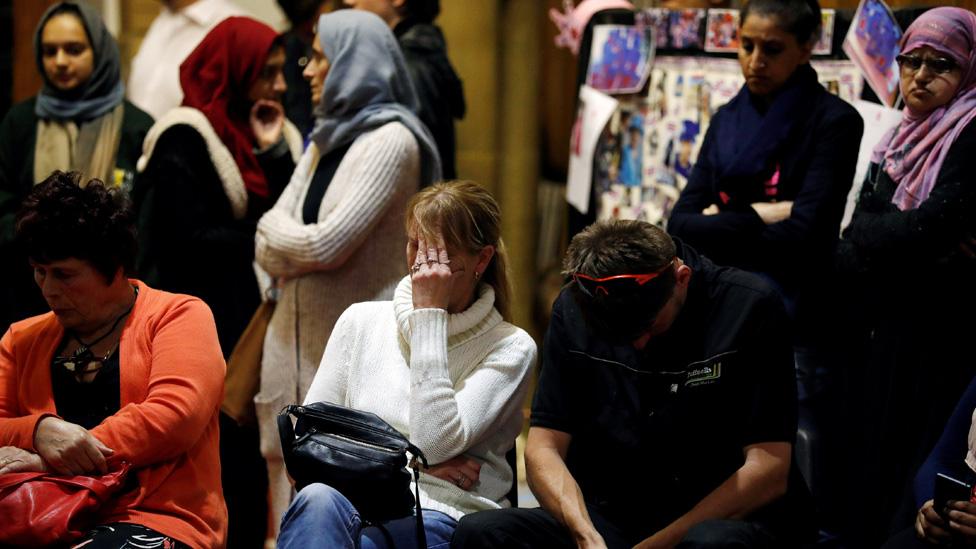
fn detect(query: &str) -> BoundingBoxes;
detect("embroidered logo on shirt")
[685,362,722,387]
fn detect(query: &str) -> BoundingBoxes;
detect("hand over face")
[249,99,285,150]
[424,454,481,491]
[34,416,113,475]
[411,234,454,311]
[0,446,49,474]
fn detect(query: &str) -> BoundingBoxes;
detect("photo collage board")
[592,56,863,226]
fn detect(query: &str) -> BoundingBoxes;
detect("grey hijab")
[34,1,124,122]
[311,10,441,186]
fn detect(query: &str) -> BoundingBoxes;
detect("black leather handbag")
[277,402,429,543]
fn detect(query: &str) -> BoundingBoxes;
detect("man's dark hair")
[563,220,677,341]
[16,171,136,283]
[741,0,823,45]
[403,0,440,24]
[564,219,675,279]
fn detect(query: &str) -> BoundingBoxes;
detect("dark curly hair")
[15,171,137,283]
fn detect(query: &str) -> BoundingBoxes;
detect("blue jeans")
[277,483,457,549]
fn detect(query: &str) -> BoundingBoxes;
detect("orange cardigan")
[0,281,227,549]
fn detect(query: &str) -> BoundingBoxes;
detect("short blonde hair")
[405,181,512,320]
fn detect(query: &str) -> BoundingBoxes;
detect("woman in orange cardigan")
[0,171,226,548]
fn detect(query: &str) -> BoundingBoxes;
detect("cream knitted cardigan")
[304,276,537,520]
[254,121,421,525]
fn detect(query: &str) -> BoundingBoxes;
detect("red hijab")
[180,17,279,198]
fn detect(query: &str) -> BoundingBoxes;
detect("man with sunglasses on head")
[452,220,814,549]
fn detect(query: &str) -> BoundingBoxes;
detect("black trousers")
[451,507,779,549]
[219,412,269,549]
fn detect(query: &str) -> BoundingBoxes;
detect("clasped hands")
[0,416,114,476]
[701,201,794,225]
[916,498,976,545]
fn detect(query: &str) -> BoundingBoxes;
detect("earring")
[474,271,481,280]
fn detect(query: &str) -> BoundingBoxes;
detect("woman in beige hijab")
[0,1,152,331]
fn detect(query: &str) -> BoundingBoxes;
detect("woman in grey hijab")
[254,9,441,533]
[0,1,152,332]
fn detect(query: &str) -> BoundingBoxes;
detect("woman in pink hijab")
[836,7,976,546]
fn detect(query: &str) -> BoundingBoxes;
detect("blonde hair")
[405,181,512,320]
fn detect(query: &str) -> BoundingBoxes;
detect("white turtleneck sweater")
[303,276,537,520]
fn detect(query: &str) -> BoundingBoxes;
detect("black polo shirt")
[531,241,810,540]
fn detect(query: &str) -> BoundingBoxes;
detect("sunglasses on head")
[573,259,675,299]
[896,54,958,75]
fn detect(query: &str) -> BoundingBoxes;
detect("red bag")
[0,462,131,546]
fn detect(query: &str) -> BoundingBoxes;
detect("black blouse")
[51,347,121,430]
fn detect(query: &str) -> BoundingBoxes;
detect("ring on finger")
[410,265,421,273]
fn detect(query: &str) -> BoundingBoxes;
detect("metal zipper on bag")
[295,406,402,441]
[312,429,401,454]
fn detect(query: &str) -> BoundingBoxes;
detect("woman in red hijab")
[132,16,304,548]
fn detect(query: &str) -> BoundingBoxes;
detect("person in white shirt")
[127,0,245,120]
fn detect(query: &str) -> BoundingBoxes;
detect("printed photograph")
[813,9,836,55]
[586,25,655,95]
[704,9,741,53]
[668,9,705,50]
[842,0,902,107]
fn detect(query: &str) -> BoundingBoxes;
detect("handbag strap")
[277,406,297,465]
[412,464,426,548]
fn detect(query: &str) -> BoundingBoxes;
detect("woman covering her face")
[667,0,863,327]
[253,9,441,531]
[277,182,535,548]
[0,1,153,332]
[837,8,976,546]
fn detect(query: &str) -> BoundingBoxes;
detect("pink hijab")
[871,7,976,211]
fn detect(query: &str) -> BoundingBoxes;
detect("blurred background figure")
[344,0,465,179]
[133,16,303,549]
[127,0,245,120]
[254,9,440,533]
[0,1,152,334]
[276,0,334,137]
